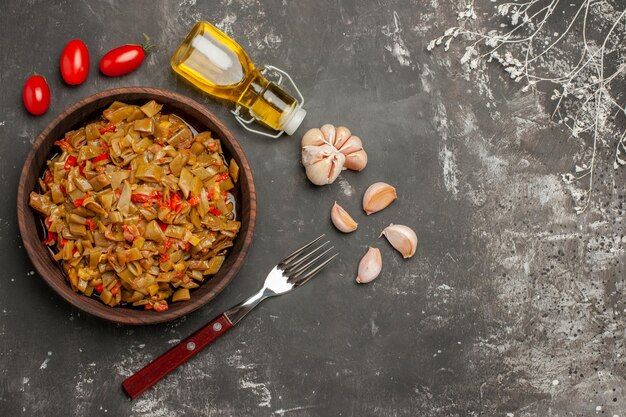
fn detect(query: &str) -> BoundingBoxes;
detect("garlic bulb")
[301,124,368,185]
[380,224,417,258]
[362,182,397,215]
[356,247,382,284]
[330,202,358,233]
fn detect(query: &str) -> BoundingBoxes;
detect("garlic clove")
[356,247,382,284]
[326,153,346,182]
[334,126,352,149]
[303,150,345,185]
[305,160,334,185]
[344,149,368,171]
[338,135,367,171]
[320,124,336,144]
[362,182,397,215]
[302,144,335,165]
[338,135,363,155]
[301,128,327,147]
[330,202,358,233]
[380,224,417,258]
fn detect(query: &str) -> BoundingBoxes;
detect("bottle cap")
[283,107,307,136]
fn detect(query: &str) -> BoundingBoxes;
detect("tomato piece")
[169,193,182,211]
[43,170,54,184]
[60,39,89,85]
[157,221,168,231]
[95,284,103,294]
[64,155,78,170]
[42,232,57,246]
[209,207,222,216]
[215,173,230,182]
[188,195,200,206]
[85,219,96,231]
[54,140,72,151]
[92,153,110,163]
[153,301,168,312]
[22,75,50,116]
[100,45,145,77]
[131,193,151,203]
[155,200,169,209]
[163,239,174,251]
[98,123,116,134]
[74,198,85,208]
[111,282,122,296]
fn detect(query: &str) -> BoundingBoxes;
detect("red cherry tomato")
[60,39,90,85]
[22,76,50,116]
[100,45,146,77]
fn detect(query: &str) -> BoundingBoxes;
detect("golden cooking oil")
[171,21,306,135]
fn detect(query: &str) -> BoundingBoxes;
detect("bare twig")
[428,0,626,213]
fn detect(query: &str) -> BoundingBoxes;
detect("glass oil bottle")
[171,21,306,137]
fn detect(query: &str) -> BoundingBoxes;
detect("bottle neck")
[237,73,270,109]
[236,71,299,132]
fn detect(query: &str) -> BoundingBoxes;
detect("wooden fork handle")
[122,313,233,399]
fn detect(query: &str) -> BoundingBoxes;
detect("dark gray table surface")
[1,1,625,416]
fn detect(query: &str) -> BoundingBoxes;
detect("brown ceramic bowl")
[17,87,256,325]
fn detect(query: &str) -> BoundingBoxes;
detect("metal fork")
[122,235,338,399]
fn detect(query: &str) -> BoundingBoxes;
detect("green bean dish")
[29,100,241,312]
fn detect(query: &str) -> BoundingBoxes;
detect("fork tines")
[279,235,338,286]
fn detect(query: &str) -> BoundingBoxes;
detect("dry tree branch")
[428,0,626,214]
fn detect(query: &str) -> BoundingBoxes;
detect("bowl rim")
[16,87,256,325]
